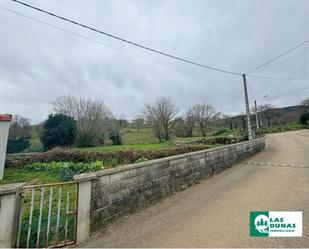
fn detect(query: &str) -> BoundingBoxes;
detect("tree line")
[7,95,309,152]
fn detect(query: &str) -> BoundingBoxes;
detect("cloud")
[0,0,309,123]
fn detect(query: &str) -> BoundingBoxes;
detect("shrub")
[6,145,209,168]
[212,128,229,136]
[26,161,103,181]
[299,112,309,125]
[40,114,77,150]
[179,136,245,145]
[109,130,122,145]
[6,138,30,154]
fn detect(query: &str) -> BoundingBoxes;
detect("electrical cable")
[10,0,241,76]
[246,39,309,74]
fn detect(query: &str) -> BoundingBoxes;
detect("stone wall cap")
[73,172,97,183]
[74,138,265,181]
[0,182,26,195]
[0,114,12,122]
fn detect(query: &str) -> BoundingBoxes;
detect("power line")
[7,0,309,107]
[10,0,241,76]
[247,75,309,80]
[262,86,309,102]
[246,39,309,74]
[0,6,225,83]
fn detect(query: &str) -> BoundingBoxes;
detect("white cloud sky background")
[0,0,309,123]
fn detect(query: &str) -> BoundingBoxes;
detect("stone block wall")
[74,138,265,234]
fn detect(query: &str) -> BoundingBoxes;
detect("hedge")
[6,145,209,168]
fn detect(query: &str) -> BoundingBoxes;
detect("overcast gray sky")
[1,0,309,123]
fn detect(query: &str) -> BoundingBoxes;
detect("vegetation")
[143,96,178,142]
[40,114,77,150]
[53,95,118,147]
[257,104,279,127]
[300,98,309,109]
[26,161,104,181]
[9,114,31,139]
[9,96,309,155]
[25,126,44,152]
[7,115,31,153]
[6,138,30,154]
[18,184,77,248]
[259,121,303,134]
[5,145,209,169]
[299,112,309,125]
[190,104,217,137]
[77,142,174,152]
[4,95,309,186]
[0,168,60,185]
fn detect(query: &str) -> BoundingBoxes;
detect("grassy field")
[25,127,161,153]
[22,123,305,154]
[4,121,305,247]
[77,141,174,152]
[0,169,60,185]
[260,121,303,134]
[3,122,305,187]
[121,128,158,144]
[24,126,43,152]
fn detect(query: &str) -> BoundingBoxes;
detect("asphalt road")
[80,130,309,248]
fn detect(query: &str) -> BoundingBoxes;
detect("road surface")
[79,130,309,248]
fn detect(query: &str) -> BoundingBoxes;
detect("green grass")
[260,122,304,134]
[0,169,61,185]
[76,128,173,152]
[23,121,306,153]
[19,184,77,248]
[77,141,174,152]
[1,168,76,247]
[23,127,158,153]
[121,128,158,144]
[23,126,43,153]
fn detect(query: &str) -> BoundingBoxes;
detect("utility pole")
[259,112,263,127]
[242,74,253,140]
[254,100,259,130]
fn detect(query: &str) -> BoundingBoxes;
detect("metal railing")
[16,182,78,248]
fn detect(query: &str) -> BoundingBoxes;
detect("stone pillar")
[0,182,26,248]
[74,173,95,244]
[0,114,12,180]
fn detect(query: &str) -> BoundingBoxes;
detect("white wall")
[0,121,10,179]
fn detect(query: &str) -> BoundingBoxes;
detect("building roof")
[0,114,12,122]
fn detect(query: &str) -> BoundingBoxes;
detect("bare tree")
[143,97,178,141]
[9,115,31,139]
[184,110,195,137]
[190,104,216,136]
[53,95,113,147]
[300,98,309,106]
[133,115,145,132]
[258,104,278,127]
[172,117,186,138]
[300,98,309,111]
[220,114,234,130]
[211,112,225,131]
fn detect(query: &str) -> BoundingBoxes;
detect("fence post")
[74,175,94,244]
[0,182,26,248]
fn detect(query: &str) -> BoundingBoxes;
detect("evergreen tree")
[40,114,77,150]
